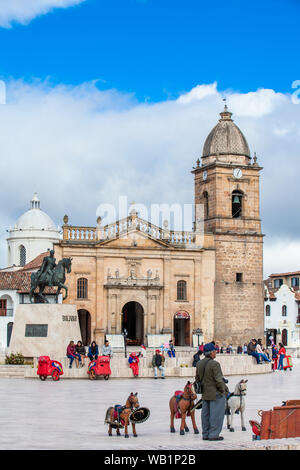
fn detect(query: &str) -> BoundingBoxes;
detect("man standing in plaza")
[195,342,226,441]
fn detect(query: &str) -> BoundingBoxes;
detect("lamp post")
[122,328,128,358]
[193,328,203,347]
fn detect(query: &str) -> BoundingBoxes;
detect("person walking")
[67,340,82,368]
[88,341,99,362]
[152,349,165,379]
[247,339,261,364]
[271,344,279,371]
[195,342,227,441]
[277,343,286,370]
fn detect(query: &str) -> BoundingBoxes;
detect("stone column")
[163,256,171,332]
[94,255,105,345]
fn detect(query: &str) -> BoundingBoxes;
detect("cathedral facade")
[55,107,264,347]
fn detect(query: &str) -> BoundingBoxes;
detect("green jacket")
[152,354,165,368]
[195,356,226,401]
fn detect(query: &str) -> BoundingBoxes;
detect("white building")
[264,283,300,348]
[6,193,60,268]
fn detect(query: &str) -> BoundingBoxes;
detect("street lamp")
[122,328,128,358]
[193,328,203,347]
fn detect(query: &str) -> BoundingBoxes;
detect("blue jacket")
[88,345,99,357]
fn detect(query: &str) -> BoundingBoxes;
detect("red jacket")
[67,344,76,356]
[278,347,286,356]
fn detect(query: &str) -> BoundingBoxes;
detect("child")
[128,352,139,377]
[167,340,176,358]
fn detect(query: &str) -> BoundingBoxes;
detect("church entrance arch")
[174,311,190,346]
[78,309,91,346]
[122,301,144,346]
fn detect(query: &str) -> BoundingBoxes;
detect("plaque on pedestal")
[9,304,82,358]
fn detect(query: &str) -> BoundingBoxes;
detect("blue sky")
[0,0,299,102]
[0,0,300,275]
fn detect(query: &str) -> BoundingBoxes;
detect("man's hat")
[203,342,217,353]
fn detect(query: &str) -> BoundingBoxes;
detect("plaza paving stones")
[0,360,300,450]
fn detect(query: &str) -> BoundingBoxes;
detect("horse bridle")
[181,385,196,402]
[126,396,139,410]
[232,384,246,409]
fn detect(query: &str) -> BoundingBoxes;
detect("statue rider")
[36,249,56,286]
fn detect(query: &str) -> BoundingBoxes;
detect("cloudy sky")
[0,0,299,278]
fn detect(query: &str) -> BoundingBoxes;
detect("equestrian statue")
[29,250,72,304]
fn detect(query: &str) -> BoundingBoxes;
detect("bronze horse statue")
[29,257,72,304]
[169,381,199,435]
[105,392,141,438]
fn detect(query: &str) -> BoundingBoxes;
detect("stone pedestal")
[9,304,82,358]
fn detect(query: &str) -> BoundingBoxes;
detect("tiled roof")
[18,252,49,272]
[0,267,56,294]
[269,271,300,278]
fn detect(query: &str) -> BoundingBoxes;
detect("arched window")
[203,191,209,218]
[266,305,271,316]
[19,245,26,267]
[282,305,287,316]
[232,190,243,219]
[77,278,88,299]
[177,280,187,301]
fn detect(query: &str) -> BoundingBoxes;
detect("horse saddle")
[173,391,191,419]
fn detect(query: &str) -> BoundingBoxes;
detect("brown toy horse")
[169,381,199,435]
[105,392,140,438]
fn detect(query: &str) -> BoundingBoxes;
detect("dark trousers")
[88,354,98,362]
[248,351,260,364]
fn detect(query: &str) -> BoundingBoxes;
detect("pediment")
[97,227,172,249]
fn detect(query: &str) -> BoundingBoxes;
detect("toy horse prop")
[29,258,72,304]
[169,381,199,435]
[104,392,150,438]
[225,379,248,432]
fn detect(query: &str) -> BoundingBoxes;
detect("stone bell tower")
[192,105,264,345]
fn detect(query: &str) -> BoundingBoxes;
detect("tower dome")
[6,193,60,267]
[202,105,250,165]
[14,193,57,231]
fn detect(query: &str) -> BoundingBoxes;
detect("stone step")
[24,355,272,379]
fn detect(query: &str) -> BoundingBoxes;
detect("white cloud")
[0,79,300,277]
[0,0,85,27]
[177,82,218,104]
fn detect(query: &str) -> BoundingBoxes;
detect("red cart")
[283,355,293,371]
[37,356,64,381]
[87,356,111,380]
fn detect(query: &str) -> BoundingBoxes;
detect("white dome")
[15,208,57,231]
